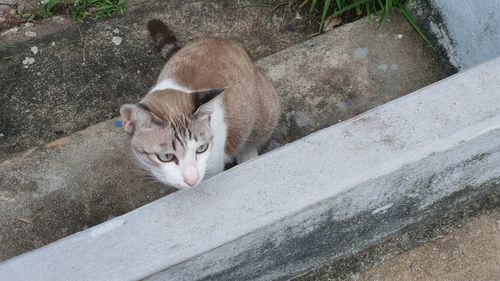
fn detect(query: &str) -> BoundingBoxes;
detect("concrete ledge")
[1,56,499,280]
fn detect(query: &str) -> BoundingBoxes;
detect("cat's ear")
[120,104,159,134]
[191,88,225,117]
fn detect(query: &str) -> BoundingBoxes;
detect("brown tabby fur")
[143,37,281,157]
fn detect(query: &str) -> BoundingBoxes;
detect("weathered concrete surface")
[0,13,450,261]
[256,13,452,147]
[408,0,500,70]
[0,122,173,261]
[0,54,498,281]
[0,0,316,160]
[295,195,499,281]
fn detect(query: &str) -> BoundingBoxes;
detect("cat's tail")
[147,19,180,60]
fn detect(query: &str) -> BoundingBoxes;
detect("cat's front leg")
[236,144,258,164]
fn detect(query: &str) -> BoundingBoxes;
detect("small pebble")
[25,31,37,38]
[396,34,403,39]
[377,63,388,72]
[51,41,56,46]
[353,47,369,59]
[112,36,122,46]
[51,15,65,23]
[271,14,283,25]
[0,133,4,138]
[31,46,38,55]
[22,57,35,65]
[113,28,120,34]
[2,27,19,35]
[36,72,41,76]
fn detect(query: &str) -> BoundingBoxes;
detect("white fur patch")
[174,139,208,189]
[205,99,228,177]
[149,79,191,93]
[151,140,211,189]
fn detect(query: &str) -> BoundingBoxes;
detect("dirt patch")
[0,0,37,31]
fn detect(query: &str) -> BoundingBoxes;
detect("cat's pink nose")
[183,167,199,187]
[183,176,198,187]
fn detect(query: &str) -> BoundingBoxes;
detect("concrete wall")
[409,0,500,70]
[0,56,498,281]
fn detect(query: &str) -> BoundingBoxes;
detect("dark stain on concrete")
[197,187,498,281]
[406,0,459,72]
[294,190,499,281]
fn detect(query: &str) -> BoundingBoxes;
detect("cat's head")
[120,88,224,189]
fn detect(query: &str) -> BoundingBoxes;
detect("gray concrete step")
[0,12,450,262]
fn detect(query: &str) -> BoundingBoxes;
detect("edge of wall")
[408,0,500,70]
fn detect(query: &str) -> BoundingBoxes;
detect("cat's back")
[158,37,255,89]
[156,36,280,157]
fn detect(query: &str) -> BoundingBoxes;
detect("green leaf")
[355,1,362,15]
[309,0,318,14]
[326,0,369,22]
[366,2,371,20]
[319,0,332,32]
[336,0,342,10]
[299,0,310,9]
[396,0,432,46]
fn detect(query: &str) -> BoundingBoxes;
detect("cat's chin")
[151,174,197,190]
[173,185,197,191]
[163,181,198,190]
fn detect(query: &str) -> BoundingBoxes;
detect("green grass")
[300,0,431,45]
[70,0,127,22]
[24,0,126,23]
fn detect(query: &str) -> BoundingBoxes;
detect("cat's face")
[129,114,212,189]
[120,89,224,189]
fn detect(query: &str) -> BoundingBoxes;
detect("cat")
[120,19,281,189]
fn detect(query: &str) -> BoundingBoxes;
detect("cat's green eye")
[196,143,209,154]
[157,152,175,163]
